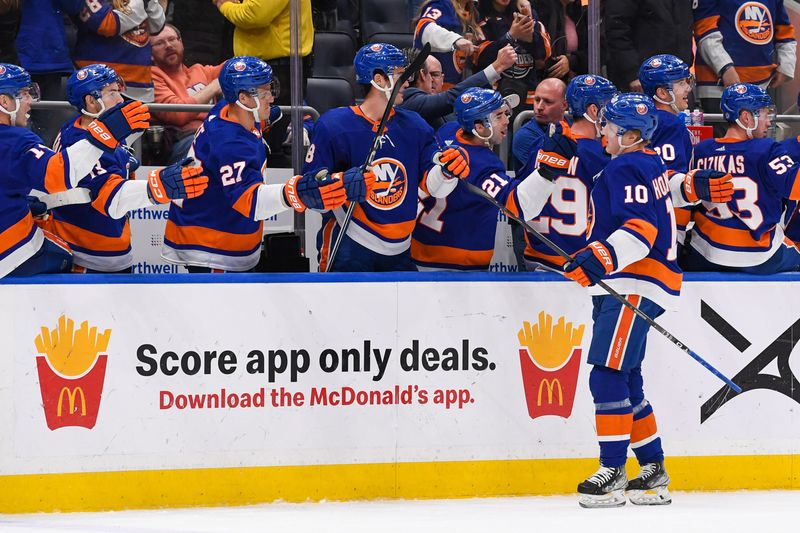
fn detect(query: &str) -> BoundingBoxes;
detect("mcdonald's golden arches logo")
[517,311,585,420]
[34,315,111,430]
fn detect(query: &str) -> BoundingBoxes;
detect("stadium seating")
[313,32,358,89]
[306,77,356,115]
[366,32,413,50]
[360,0,410,43]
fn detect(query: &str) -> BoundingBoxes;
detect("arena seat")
[306,77,356,115]
[313,31,358,90]
[360,0,410,43]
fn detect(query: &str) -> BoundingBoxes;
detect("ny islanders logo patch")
[736,2,773,45]
[369,157,407,210]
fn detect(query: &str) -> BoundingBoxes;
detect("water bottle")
[691,107,704,126]
[681,110,692,126]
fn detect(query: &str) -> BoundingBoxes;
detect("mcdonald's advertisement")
[0,276,798,476]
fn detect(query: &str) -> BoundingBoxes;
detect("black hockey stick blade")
[461,178,742,393]
[323,43,432,273]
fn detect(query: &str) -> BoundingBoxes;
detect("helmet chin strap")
[236,95,263,132]
[472,119,494,147]
[735,112,758,139]
[654,89,681,114]
[81,95,106,119]
[0,96,20,124]
[370,74,395,101]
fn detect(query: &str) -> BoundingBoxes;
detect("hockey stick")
[461,178,742,393]
[322,43,432,272]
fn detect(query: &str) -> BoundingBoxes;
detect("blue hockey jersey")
[414,0,471,87]
[0,123,101,277]
[691,136,800,266]
[522,134,608,270]
[304,106,439,260]
[48,118,134,271]
[411,126,524,270]
[163,102,268,271]
[650,109,694,243]
[588,149,682,310]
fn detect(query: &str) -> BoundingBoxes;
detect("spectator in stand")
[413,0,483,88]
[476,0,551,111]
[213,0,314,167]
[512,76,567,169]
[532,0,588,81]
[73,0,167,102]
[603,0,693,93]
[693,0,796,118]
[151,24,223,163]
[401,45,518,129]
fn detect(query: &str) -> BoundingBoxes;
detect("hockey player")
[163,56,367,273]
[686,83,800,273]
[638,54,696,246]
[0,63,148,277]
[44,64,209,273]
[304,43,469,272]
[562,93,733,508]
[521,74,615,271]
[411,87,557,270]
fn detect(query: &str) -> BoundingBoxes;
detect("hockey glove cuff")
[335,166,376,203]
[87,100,151,150]
[284,169,347,212]
[147,157,208,204]
[436,146,470,179]
[682,169,734,203]
[563,240,617,287]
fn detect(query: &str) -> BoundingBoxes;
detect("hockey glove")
[333,166,376,203]
[87,100,151,151]
[436,146,470,179]
[26,195,48,218]
[147,157,209,204]
[283,168,347,212]
[682,169,734,203]
[535,122,577,181]
[563,240,617,287]
[122,144,141,173]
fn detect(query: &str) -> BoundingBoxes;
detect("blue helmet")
[566,75,617,118]
[638,54,691,97]
[354,43,406,84]
[219,56,277,104]
[601,93,658,141]
[0,63,39,100]
[454,88,505,130]
[67,64,125,110]
[721,83,772,122]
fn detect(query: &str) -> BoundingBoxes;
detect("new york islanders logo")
[648,58,662,68]
[636,103,649,115]
[584,76,596,85]
[369,157,408,210]
[0,65,5,75]
[734,84,749,94]
[736,2,773,45]
[76,69,88,80]
[460,93,473,104]
[234,61,247,72]
[370,44,383,52]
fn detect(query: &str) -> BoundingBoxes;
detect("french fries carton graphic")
[518,312,584,420]
[34,315,111,430]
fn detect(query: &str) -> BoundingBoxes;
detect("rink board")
[0,272,798,512]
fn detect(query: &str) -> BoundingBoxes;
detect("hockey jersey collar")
[350,105,395,133]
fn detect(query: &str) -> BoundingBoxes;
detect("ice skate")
[626,461,671,505]
[577,465,627,508]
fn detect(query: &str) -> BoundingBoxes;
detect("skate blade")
[627,487,672,506]
[578,490,626,509]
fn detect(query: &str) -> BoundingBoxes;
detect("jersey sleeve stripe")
[694,212,772,248]
[164,221,263,253]
[621,218,657,248]
[96,11,119,37]
[504,191,521,219]
[674,207,692,231]
[0,214,34,256]
[693,15,720,40]
[776,24,796,42]
[414,18,435,40]
[91,175,126,217]
[43,153,69,194]
[49,218,131,252]
[789,169,800,200]
[232,183,261,218]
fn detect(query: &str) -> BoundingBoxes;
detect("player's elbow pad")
[516,169,556,220]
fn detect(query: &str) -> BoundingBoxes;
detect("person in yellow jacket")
[213,0,314,166]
